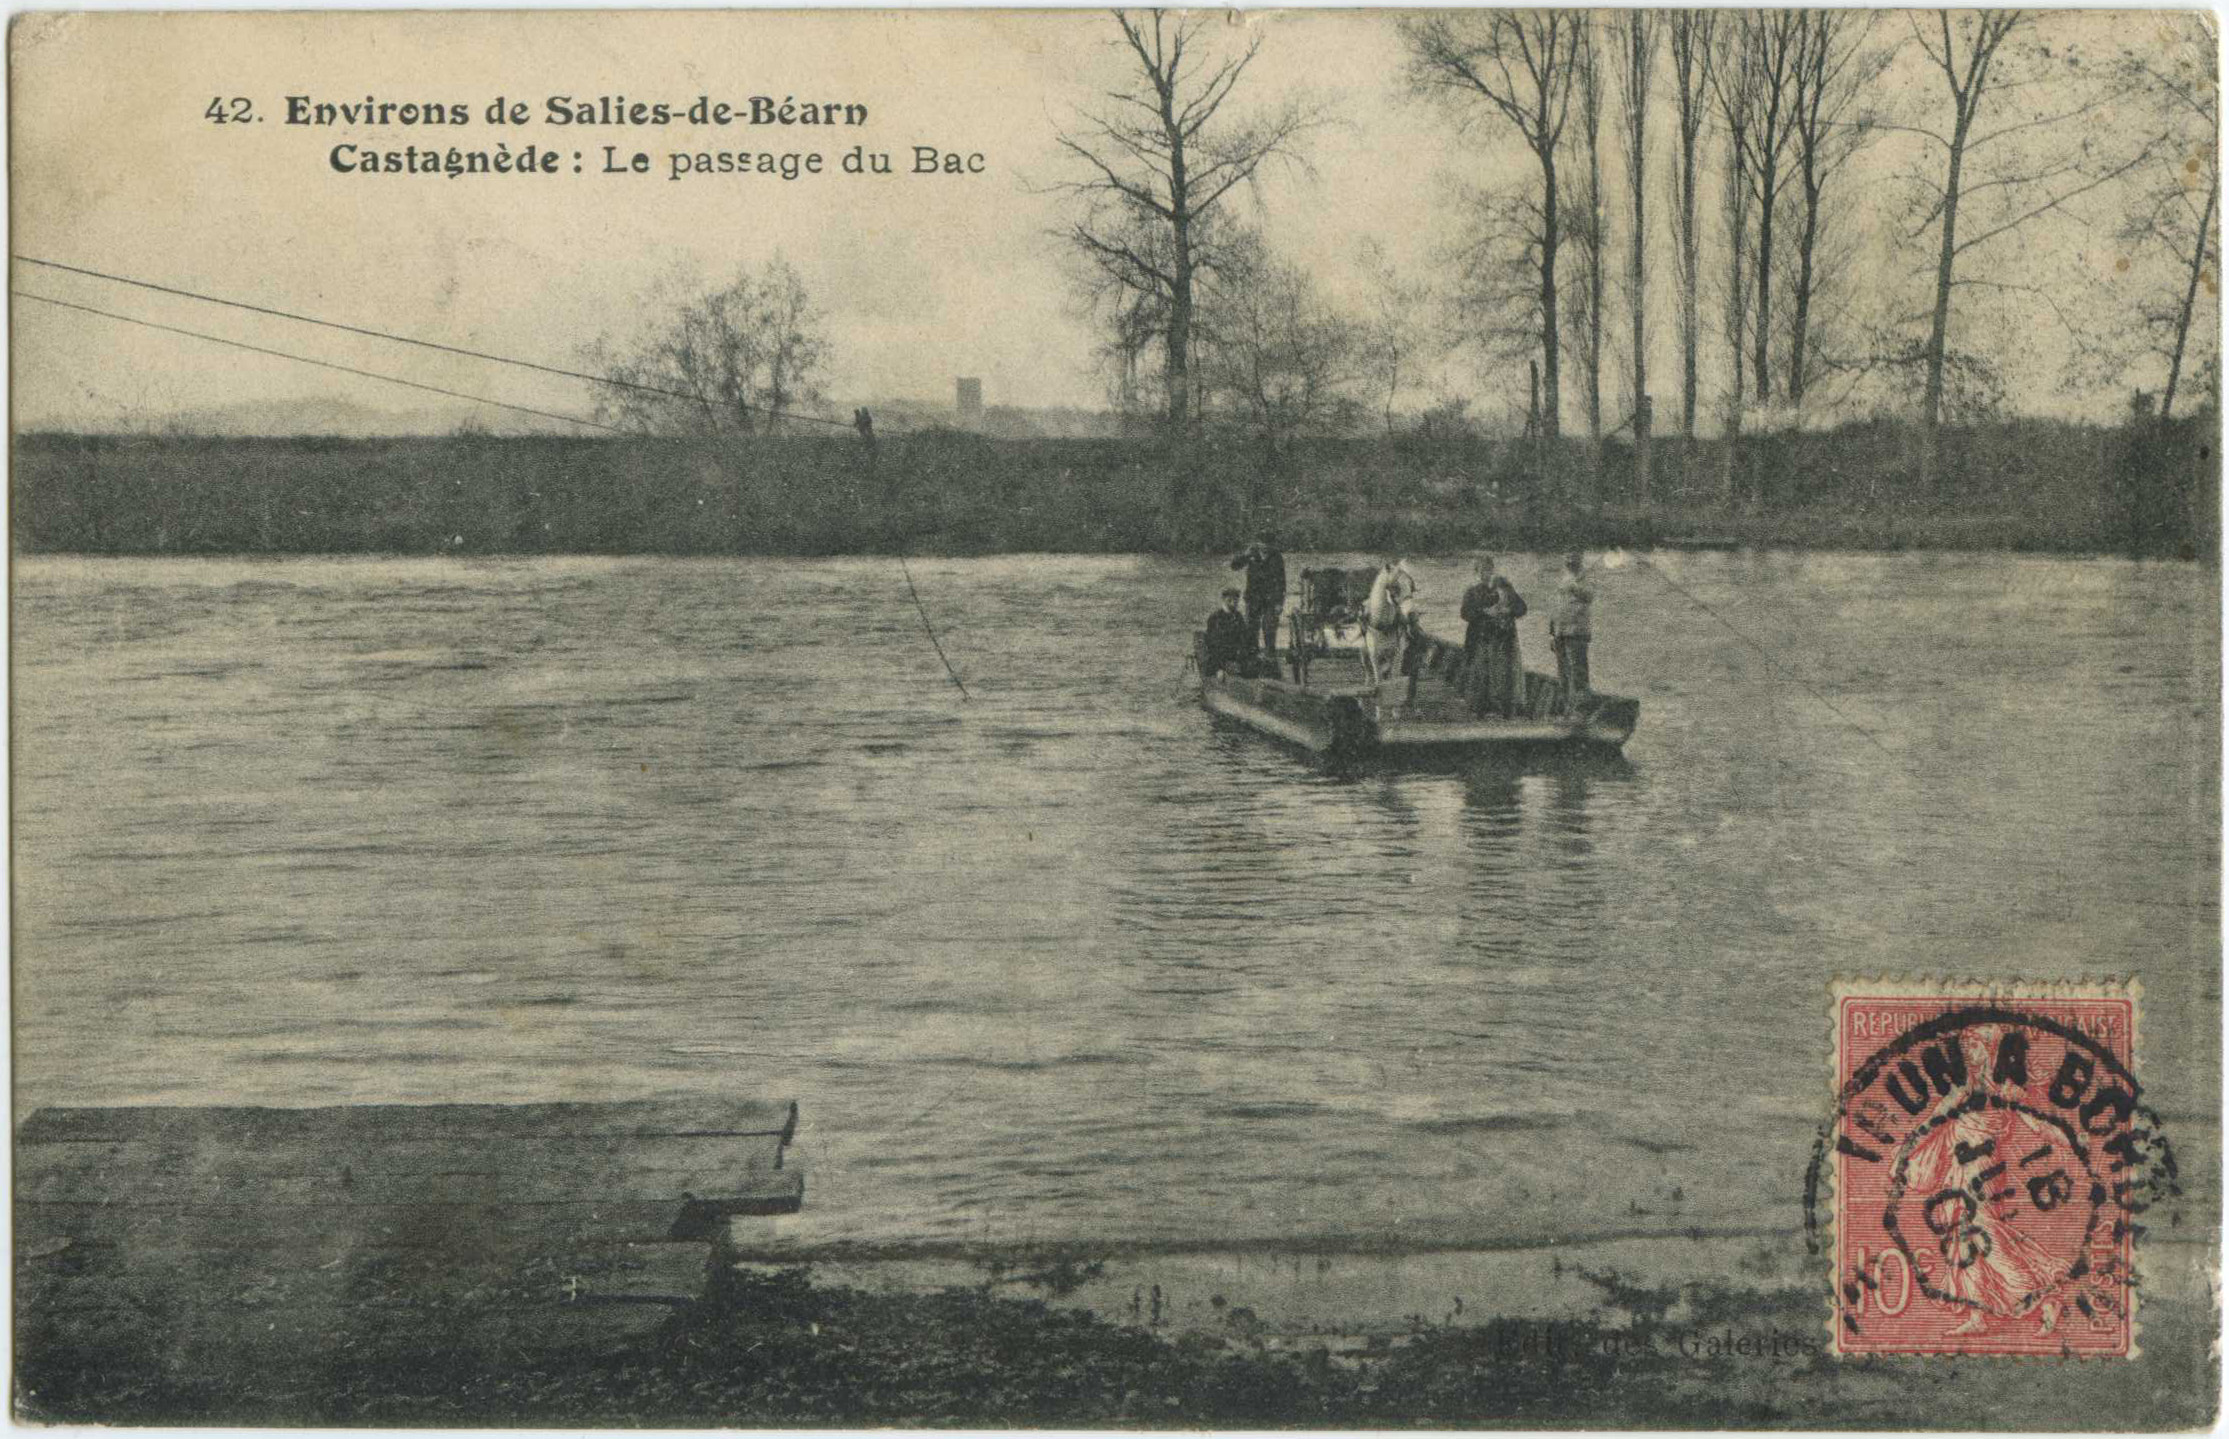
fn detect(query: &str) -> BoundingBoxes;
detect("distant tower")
[956,377,983,421]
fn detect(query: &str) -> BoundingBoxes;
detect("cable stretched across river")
[1616,552,1896,758]
[897,552,970,701]
[27,254,975,699]
[15,253,860,429]
[15,289,626,433]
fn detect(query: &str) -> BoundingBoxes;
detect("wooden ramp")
[16,1098,801,1381]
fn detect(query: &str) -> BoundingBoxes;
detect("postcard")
[10,8,2220,1428]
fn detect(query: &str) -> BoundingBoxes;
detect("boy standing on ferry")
[1549,552,1592,709]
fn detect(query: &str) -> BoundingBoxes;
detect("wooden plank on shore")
[18,1098,798,1146]
[18,1131,787,1196]
[17,1177,801,1254]
[18,1162,806,1210]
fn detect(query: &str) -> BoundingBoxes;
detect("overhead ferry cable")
[14,289,622,433]
[16,270,972,700]
[12,254,858,429]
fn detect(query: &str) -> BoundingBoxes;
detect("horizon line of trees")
[547,5,2216,518]
[1051,6,2220,510]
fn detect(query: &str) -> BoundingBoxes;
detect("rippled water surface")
[14,552,2220,1250]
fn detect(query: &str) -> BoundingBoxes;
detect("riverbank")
[20,1232,2215,1427]
[7,1259,1768,1427]
[14,417,2214,559]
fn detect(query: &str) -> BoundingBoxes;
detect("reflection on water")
[11,551,2220,1251]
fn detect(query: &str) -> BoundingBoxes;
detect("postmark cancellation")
[1809,979,2177,1359]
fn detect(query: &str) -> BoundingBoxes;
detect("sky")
[8,9,2215,434]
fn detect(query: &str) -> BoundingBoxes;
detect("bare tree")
[1786,12,1889,412]
[1101,285,1166,422]
[1564,20,1608,464]
[1909,9,2022,465]
[1713,19,1759,500]
[2110,15,2220,419]
[1195,234,1365,496]
[1403,11,1585,445]
[585,257,829,436]
[1054,10,1330,431]
[1357,238,1439,436]
[1776,207,1880,423]
[1070,199,1186,422]
[1438,183,1556,384]
[1611,10,1660,499]
[1727,12,1802,403]
[1900,10,2153,484]
[1666,12,1715,449]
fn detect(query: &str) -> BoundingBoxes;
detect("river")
[13,550,2219,1252]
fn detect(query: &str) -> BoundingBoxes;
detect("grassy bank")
[13,416,2215,560]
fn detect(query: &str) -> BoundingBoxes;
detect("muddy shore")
[19,1231,2214,1428]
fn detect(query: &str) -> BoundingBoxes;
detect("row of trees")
[563,6,2215,512]
[1056,8,2220,499]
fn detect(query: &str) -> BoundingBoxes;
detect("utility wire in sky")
[13,254,858,429]
[15,289,624,433]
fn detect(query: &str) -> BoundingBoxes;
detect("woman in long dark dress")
[1453,563,1524,721]
[1485,576,1527,716]
[1460,560,1526,717]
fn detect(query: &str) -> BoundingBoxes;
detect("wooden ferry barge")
[1196,566,1640,757]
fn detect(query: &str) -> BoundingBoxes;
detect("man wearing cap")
[1229,535,1287,657]
[1201,586,1257,679]
[1549,552,1593,709]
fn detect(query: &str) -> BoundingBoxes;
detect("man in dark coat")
[1201,588,1256,678]
[1229,535,1287,656]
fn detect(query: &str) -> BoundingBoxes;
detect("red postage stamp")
[1809,980,2173,1359]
